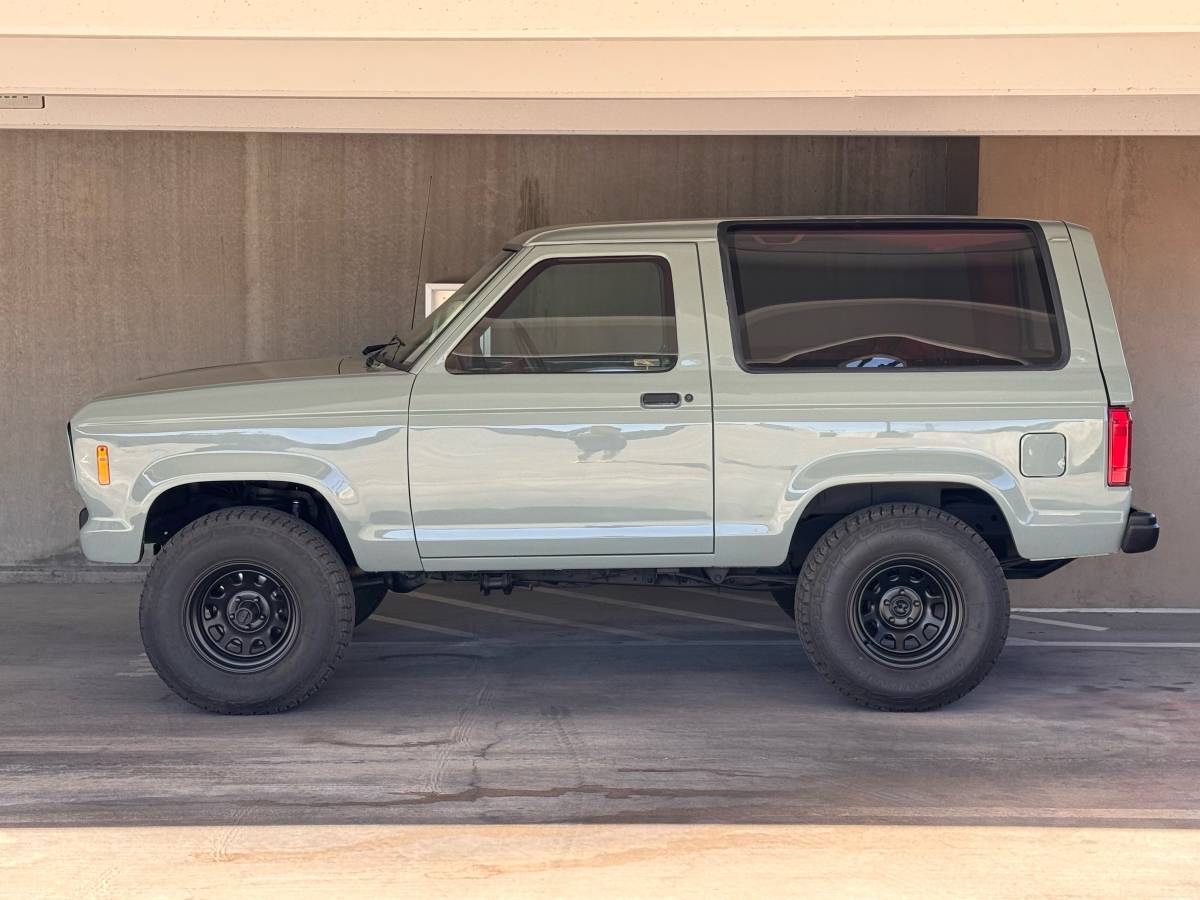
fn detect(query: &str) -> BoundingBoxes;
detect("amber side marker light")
[1107,407,1131,487]
[96,444,111,486]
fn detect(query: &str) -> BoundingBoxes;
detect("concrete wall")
[0,131,975,565]
[979,137,1198,606]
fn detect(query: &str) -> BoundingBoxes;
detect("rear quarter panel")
[699,220,1130,564]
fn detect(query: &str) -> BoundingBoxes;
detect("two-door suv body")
[69,217,1158,713]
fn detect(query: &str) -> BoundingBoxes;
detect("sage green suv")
[69,218,1158,714]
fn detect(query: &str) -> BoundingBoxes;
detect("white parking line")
[668,585,777,607]
[1013,608,1200,614]
[1010,614,1108,632]
[535,586,796,633]
[370,615,477,638]
[408,591,661,641]
[805,805,1200,822]
[1007,638,1200,648]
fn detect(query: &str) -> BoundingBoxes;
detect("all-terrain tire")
[139,506,355,714]
[354,583,389,626]
[795,503,1009,712]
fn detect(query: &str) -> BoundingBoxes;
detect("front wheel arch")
[143,479,359,568]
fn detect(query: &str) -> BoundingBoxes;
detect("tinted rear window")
[724,223,1063,370]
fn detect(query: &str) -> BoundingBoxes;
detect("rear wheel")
[795,503,1008,711]
[139,507,355,714]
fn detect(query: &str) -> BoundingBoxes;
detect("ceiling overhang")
[3,22,1199,134]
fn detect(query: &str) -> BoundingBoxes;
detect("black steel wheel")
[795,503,1008,712]
[849,557,965,668]
[186,563,300,672]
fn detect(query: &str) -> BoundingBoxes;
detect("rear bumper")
[1121,508,1159,554]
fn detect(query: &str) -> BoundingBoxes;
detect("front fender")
[75,433,419,571]
[134,450,358,508]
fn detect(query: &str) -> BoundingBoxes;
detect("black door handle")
[641,392,682,409]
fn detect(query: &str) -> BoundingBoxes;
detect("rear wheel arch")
[783,480,1019,571]
[769,481,1020,619]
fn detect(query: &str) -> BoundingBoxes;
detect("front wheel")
[139,507,355,714]
[795,503,1008,712]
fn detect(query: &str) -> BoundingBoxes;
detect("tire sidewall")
[799,508,1008,706]
[141,512,352,712]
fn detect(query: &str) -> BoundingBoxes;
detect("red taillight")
[1107,407,1132,487]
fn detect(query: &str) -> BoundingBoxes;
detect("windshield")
[377,250,514,370]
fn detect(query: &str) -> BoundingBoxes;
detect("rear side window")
[724,223,1064,370]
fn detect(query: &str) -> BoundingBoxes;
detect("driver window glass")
[446,257,677,374]
[725,224,1064,370]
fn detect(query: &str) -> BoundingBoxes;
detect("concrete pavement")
[2,581,1199,894]
[2,581,1198,828]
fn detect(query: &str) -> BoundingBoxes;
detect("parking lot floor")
[2,581,1199,895]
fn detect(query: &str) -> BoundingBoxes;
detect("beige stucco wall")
[979,137,1198,606]
[0,131,973,565]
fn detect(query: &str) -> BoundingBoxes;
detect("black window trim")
[446,253,679,376]
[716,218,1071,374]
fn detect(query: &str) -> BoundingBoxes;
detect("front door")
[408,243,714,560]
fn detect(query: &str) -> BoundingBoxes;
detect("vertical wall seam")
[243,133,264,360]
[947,136,981,216]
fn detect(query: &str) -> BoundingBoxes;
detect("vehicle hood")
[97,356,348,400]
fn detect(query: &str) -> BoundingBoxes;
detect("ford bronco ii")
[69,218,1158,714]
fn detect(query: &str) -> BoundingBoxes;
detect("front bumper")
[1121,508,1159,554]
[78,507,145,564]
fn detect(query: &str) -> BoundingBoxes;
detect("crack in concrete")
[266,783,768,809]
[616,767,763,779]
[303,738,452,750]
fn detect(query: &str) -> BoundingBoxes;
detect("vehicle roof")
[510,216,1057,246]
